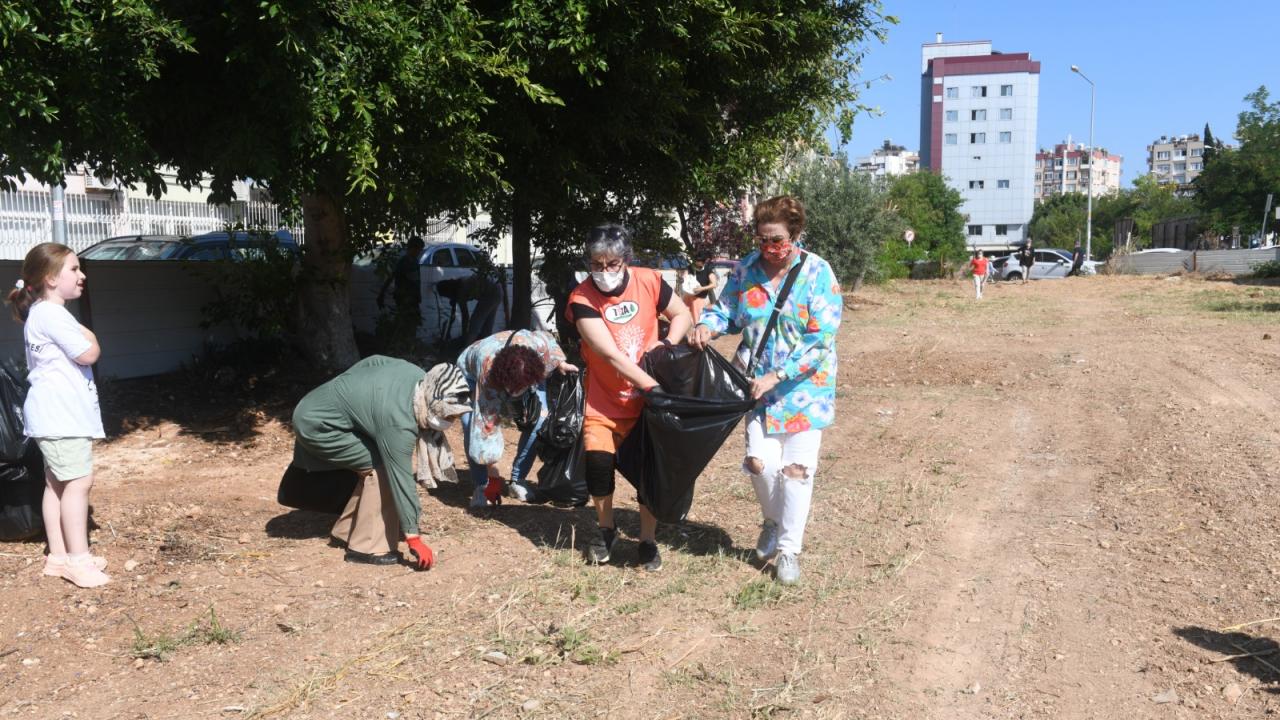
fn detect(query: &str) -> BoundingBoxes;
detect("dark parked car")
[79,230,297,261]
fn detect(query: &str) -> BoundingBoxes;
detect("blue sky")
[834,0,1280,185]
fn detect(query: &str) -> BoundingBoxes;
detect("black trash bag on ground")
[0,444,48,541]
[277,464,359,515]
[0,360,33,464]
[617,344,754,523]
[531,371,589,507]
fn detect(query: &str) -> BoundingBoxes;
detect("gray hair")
[584,224,632,261]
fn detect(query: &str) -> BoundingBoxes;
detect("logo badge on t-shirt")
[604,301,639,325]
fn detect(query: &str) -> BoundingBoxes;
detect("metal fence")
[0,190,304,259]
[1108,247,1280,275]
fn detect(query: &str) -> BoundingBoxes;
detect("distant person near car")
[1017,241,1035,284]
[1067,242,1085,277]
[969,251,988,300]
[377,236,426,342]
[689,256,718,323]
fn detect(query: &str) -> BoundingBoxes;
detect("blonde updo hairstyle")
[8,242,74,322]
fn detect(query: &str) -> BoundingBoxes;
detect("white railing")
[0,190,306,260]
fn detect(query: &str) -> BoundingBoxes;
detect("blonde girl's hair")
[7,243,74,322]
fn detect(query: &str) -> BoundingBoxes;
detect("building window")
[1174,162,1186,171]
[1190,148,1203,157]
[968,180,985,189]
[999,131,1012,143]
[1000,108,1013,120]
[995,224,1009,235]
[998,179,1010,189]
[945,110,958,122]
[971,109,986,121]
[1174,149,1186,158]
[1066,171,1077,180]
[946,86,959,98]
[1066,184,1076,192]
[971,85,987,98]
[1067,157,1078,166]
[1054,159,1063,167]
[1000,84,1013,96]
[944,133,958,145]
[1191,162,1203,171]
[1156,150,1171,159]
[1157,163,1171,173]
[970,132,986,144]
[1174,174,1187,183]
[1034,173,1041,181]
[968,225,983,236]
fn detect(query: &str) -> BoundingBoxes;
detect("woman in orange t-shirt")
[969,251,988,300]
[567,224,692,571]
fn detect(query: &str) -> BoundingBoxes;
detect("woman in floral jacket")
[690,195,841,585]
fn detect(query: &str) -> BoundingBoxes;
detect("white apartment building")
[854,140,920,177]
[1034,140,1123,199]
[919,35,1040,249]
[1147,134,1207,189]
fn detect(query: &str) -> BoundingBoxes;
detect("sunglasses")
[588,259,625,273]
[753,233,790,245]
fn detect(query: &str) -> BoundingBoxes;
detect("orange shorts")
[582,414,639,454]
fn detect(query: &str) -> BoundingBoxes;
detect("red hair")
[489,344,544,394]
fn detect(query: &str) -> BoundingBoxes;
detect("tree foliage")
[1028,175,1193,257]
[875,170,964,278]
[1195,86,1280,237]
[782,154,900,289]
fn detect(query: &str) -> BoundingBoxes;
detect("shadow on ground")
[1173,626,1280,691]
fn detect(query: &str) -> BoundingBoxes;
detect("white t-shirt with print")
[23,301,104,439]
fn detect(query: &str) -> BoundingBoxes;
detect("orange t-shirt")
[970,257,988,276]
[567,267,672,419]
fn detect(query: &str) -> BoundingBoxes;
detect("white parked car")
[998,248,1101,280]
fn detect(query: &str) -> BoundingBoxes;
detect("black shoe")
[328,537,348,550]
[638,541,662,572]
[344,549,399,565]
[586,527,616,564]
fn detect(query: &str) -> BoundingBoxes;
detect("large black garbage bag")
[0,361,32,464]
[617,345,755,523]
[277,465,359,515]
[0,444,48,541]
[531,371,589,507]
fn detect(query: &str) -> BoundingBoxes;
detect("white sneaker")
[775,552,800,586]
[509,482,533,502]
[755,520,778,562]
[470,486,489,509]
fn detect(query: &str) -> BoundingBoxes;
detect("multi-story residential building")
[1146,134,1207,189]
[919,34,1040,249]
[1034,140,1123,199]
[854,139,920,177]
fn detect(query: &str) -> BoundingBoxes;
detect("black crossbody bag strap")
[747,252,808,376]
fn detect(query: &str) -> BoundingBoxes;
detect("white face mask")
[425,413,455,432]
[591,269,625,292]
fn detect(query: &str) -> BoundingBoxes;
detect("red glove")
[483,476,504,504]
[405,536,434,570]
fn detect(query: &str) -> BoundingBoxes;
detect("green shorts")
[35,437,94,481]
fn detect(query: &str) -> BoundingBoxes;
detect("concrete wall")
[1108,248,1280,275]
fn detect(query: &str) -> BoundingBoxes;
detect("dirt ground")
[4,273,1280,719]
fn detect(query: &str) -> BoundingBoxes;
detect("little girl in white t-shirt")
[7,243,108,588]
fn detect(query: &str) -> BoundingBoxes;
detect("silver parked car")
[998,248,1100,280]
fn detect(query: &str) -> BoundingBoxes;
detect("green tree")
[472,1,895,327]
[1029,192,1088,249]
[1195,86,1280,237]
[782,154,900,289]
[877,170,964,278]
[1130,174,1195,243]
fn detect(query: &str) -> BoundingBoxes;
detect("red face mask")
[761,238,794,264]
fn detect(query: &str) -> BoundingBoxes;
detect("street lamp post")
[1071,65,1095,259]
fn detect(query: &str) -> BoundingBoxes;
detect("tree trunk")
[509,189,533,330]
[297,191,360,373]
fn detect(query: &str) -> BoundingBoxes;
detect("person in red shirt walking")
[969,250,989,300]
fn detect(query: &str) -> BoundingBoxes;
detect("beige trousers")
[331,468,400,554]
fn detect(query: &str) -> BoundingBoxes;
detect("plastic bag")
[276,464,360,515]
[0,445,47,541]
[531,371,589,507]
[0,360,32,464]
[617,344,754,523]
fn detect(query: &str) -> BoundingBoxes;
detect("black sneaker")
[638,541,662,572]
[586,526,616,564]
[344,549,399,565]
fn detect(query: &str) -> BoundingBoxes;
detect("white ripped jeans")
[744,415,823,555]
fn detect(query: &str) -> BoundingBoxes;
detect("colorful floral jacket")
[699,249,841,434]
[457,330,565,465]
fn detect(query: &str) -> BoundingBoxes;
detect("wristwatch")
[774,369,788,382]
